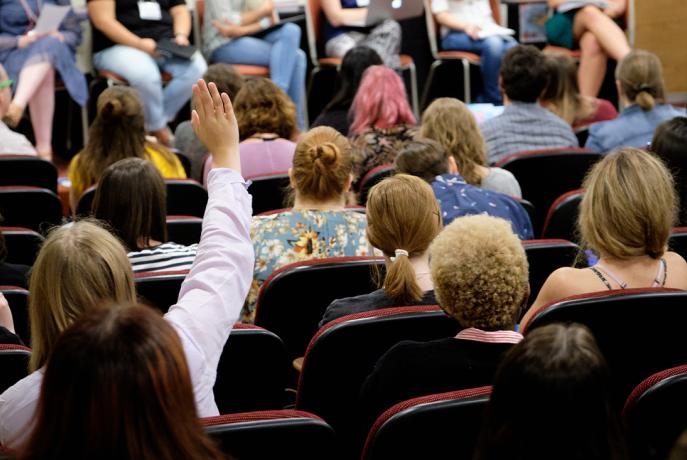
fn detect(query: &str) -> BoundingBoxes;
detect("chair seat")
[233,64,270,76]
[437,50,481,63]
[543,46,582,59]
[98,69,173,84]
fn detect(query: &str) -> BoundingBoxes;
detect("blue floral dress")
[245,209,373,322]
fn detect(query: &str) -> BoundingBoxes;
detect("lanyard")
[18,0,43,26]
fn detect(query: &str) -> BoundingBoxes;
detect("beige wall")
[634,0,687,95]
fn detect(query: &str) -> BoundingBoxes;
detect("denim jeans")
[441,32,517,104]
[93,46,207,131]
[210,23,307,129]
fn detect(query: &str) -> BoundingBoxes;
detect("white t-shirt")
[431,0,497,36]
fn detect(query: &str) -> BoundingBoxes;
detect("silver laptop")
[364,0,424,26]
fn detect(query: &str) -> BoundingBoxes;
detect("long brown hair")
[420,98,486,186]
[72,86,177,199]
[28,221,136,371]
[366,174,442,304]
[93,158,168,251]
[19,303,225,460]
[616,49,666,112]
[541,53,594,125]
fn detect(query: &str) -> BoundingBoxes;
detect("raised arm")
[165,80,252,378]
[321,0,367,28]
[88,0,157,55]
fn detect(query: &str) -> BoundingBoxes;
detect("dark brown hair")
[652,117,687,225]
[19,303,225,460]
[234,77,298,141]
[92,158,167,251]
[475,324,627,460]
[394,138,450,184]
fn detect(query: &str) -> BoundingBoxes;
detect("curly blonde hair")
[429,215,529,330]
[234,77,298,141]
[420,98,487,186]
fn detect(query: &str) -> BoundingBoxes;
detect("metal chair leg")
[420,60,442,111]
[406,61,419,119]
[462,59,471,104]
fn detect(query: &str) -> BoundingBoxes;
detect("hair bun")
[314,142,339,166]
[101,99,124,120]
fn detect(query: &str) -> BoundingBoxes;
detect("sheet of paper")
[477,24,516,39]
[33,4,71,34]
[557,0,608,13]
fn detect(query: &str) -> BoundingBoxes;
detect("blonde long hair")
[28,221,136,371]
[420,98,487,186]
[616,50,666,112]
[541,53,594,125]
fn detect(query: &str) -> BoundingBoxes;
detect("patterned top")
[432,173,534,239]
[480,102,578,164]
[245,209,373,322]
[351,124,418,183]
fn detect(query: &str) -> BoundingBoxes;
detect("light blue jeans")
[210,23,306,129]
[93,45,207,131]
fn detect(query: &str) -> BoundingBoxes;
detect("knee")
[577,5,604,22]
[381,19,401,36]
[281,22,302,41]
[482,36,506,55]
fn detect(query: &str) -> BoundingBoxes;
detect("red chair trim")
[166,215,203,221]
[622,364,687,416]
[522,239,577,247]
[202,409,324,426]
[520,287,684,333]
[358,164,395,192]
[0,343,31,352]
[134,270,190,279]
[0,185,51,192]
[495,147,595,168]
[540,189,585,238]
[0,227,40,234]
[671,227,687,234]
[0,285,28,292]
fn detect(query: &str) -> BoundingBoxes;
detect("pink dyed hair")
[349,65,416,135]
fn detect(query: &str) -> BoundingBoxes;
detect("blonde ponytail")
[617,50,665,113]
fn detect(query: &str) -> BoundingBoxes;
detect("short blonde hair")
[28,221,136,371]
[429,215,529,330]
[420,98,487,186]
[579,148,676,260]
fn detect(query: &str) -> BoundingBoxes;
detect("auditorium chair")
[1,227,44,266]
[521,288,687,407]
[362,386,492,460]
[522,239,579,309]
[623,365,687,460]
[515,198,536,226]
[254,256,385,359]
[540,189,584,242]
[0,155,58,192]
[203,410,339,460]
[495,148,600,235]
[357,164,395,205]
[669,227,687,261]
[166,216,203,246]
[246,172,291,215]
[0,187,62,233]
[0,344,31,394]
[296,306,459,456]
[421,0,500,106]
[304,0,418,116]
[214,324,290,414]
[134,270,188,313]
[0,286,29,345]
[173,150,193,178]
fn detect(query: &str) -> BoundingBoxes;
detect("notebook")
[156,39,197,60]
[558,0,609,13]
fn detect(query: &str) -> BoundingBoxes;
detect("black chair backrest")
[0,156,58,192]
[247,173,291,216]
[296,306,459,452]
[75,186,96,217]
[254,256,385,360]
[522,289,687,407]
[134,270,188,313]
[215,324,290,414]
[0,187,62,233]
[669,228,687,261]
[0,344,31,394]
[1,227,44,266]
[173,151,192,178]
[623,365,687,460]
[0,287,29,345]
[358,164,395,205]
[203,410,339,460]
[362,386,492,460]
[496,149,600,235]
[166,215,202,245]
[165,180,208,217]
[515,198,536,227]
[540,189,584,241]
[522,239,579,309]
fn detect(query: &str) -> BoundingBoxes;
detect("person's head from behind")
[500,45,548,103]
[651,117,687,224]
[290,126,353,205]
[349,65,416,135]
[20,304,224,460]
[429,215,529,330]
[616,49,666,112]
[234,77,298,141]
[394,138,457,184]
[202,63,244,101]
[88,86,146,155]
[366,174,442,304]
[541,53,590,124]
[28,221,135,372]
[326,46,383,112]
[420,98,487,186]
[475,323,626,460]
[92,158,167,252]
[580,148,675,260]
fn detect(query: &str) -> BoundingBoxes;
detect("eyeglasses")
[0,80,13,90]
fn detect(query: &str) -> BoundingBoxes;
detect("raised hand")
[191,79,240,173]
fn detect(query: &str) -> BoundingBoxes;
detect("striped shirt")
[455,327,523,344]
[128,242,198,273]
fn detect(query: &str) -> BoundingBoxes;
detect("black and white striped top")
[128,242,198,273]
